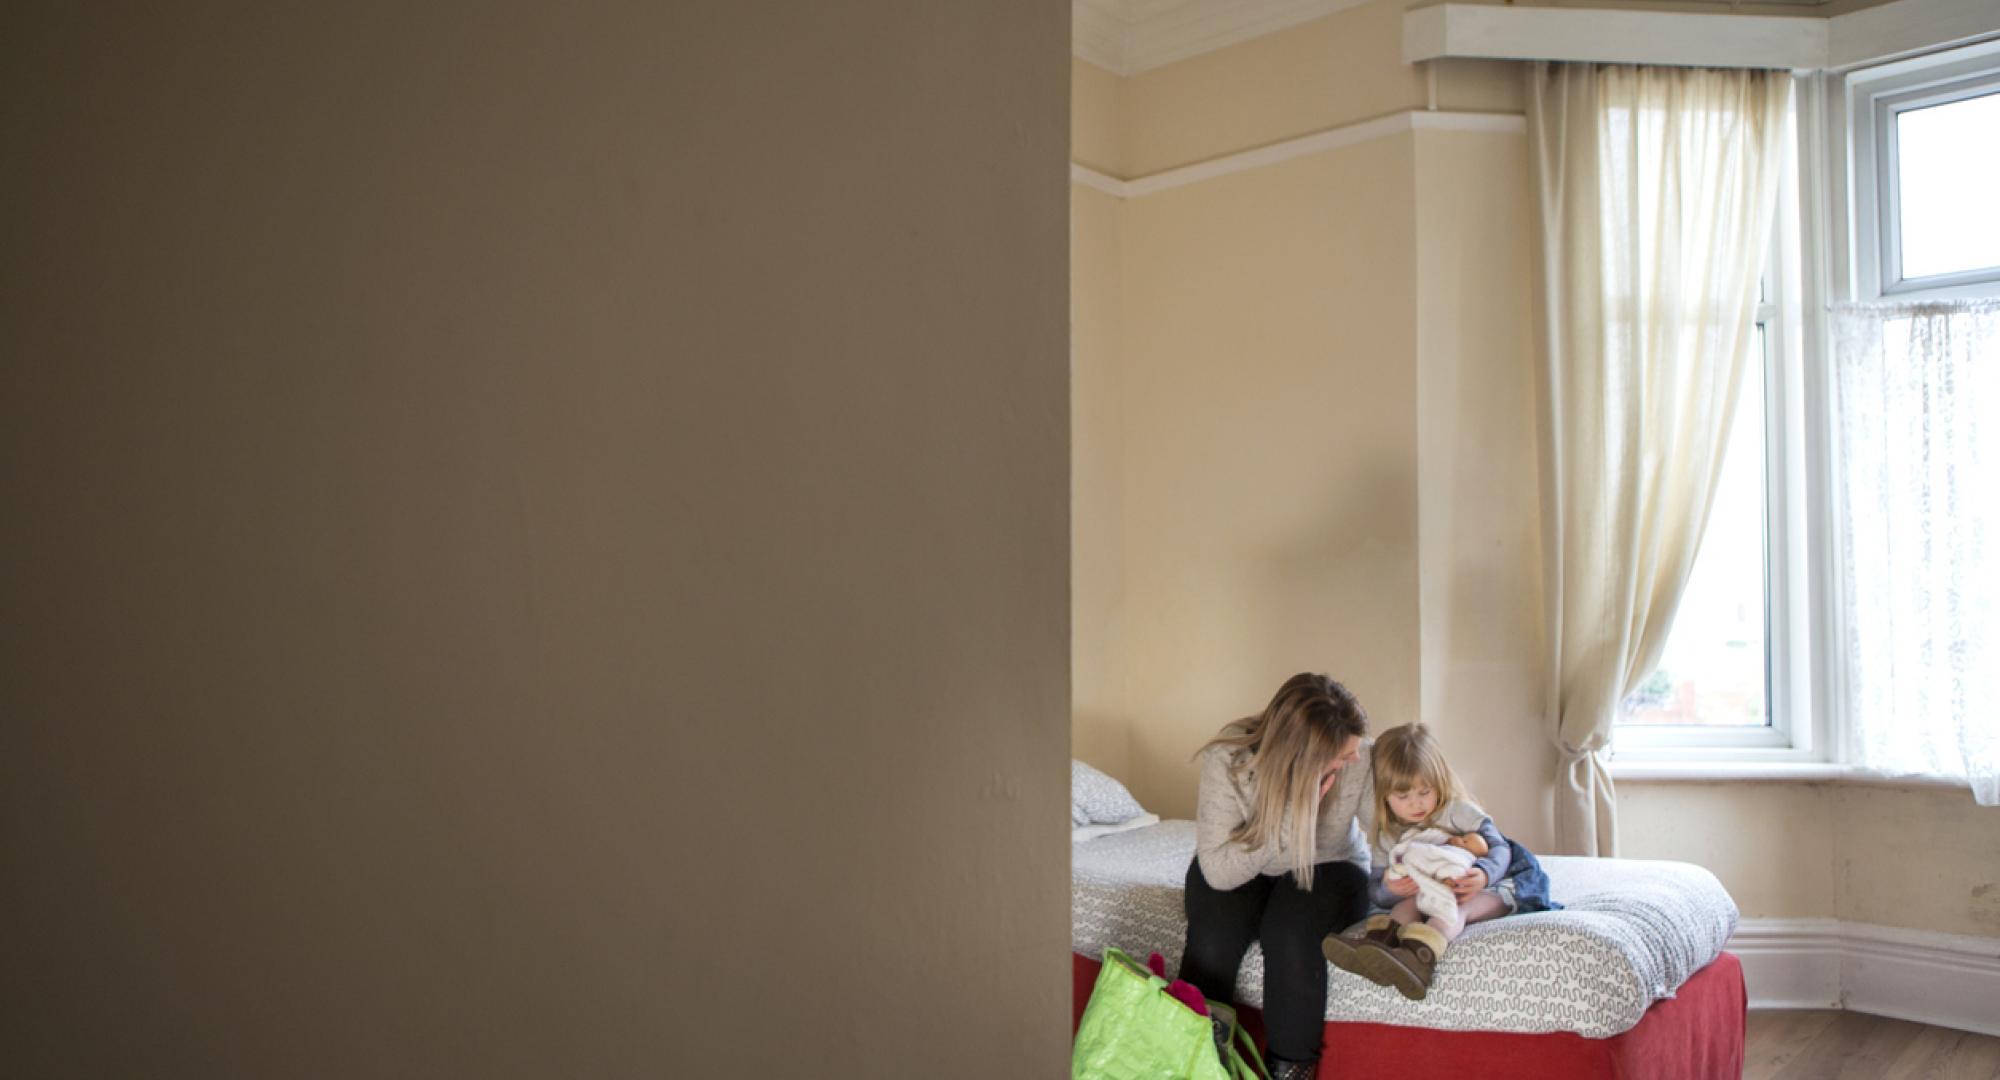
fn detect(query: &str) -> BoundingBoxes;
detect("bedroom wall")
[1115,132,1423,821]
[1410,126,1552,849]
[1073,65,1132,781]
[1830,784,2000,935]
[1073,56,1129,178]
[1621,784,1841,920]
[1622,782,2000,937]
[1118,0,1424,177]
[1119,10,1521,178]
[1069,0,1546,844]
[1,4,1070,1076]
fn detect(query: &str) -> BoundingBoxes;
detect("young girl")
[1321,723,1552,1000]
[1181,673,1374,1080]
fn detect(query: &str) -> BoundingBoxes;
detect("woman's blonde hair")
[1369,723,1468,850]
[1199,672,1367,888]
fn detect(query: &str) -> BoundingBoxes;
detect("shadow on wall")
[1096,453,1422,822]
[1253,449,1421,731]
[1073,710,1137,796]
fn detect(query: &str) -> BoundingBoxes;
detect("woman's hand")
[1319,768,1340,801]
[1385,874,1419,898]
[1448,869,1488,898]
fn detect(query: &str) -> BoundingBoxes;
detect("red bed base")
[1072,950,1745,1080]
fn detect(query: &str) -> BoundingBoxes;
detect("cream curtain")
[1526,64,1791,855]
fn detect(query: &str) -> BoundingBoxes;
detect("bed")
[1072,819,1746,1079]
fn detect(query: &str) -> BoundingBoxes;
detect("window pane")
[1896,90,2000,280]
[1620,329,1770,726]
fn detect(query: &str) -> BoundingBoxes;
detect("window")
[1621,38,2000,790]
[1834,40,2000,800]
[1851,39,2000,303]
[1614,92,1810,761]
[1618,321,1769,732]
[1892,91,2000,283]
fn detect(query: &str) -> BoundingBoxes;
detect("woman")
[1180,672,1373,1080]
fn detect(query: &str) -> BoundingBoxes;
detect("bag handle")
[1229,1021,1271,1080]
[1100,947,1169,991]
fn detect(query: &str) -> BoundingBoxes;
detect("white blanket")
[1386,828,1478,936]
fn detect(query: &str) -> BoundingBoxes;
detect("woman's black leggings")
[1178,857,1370,1065]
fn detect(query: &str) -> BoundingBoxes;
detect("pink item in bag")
[1145,952,1210,1017]
[1166,979,1210,1017]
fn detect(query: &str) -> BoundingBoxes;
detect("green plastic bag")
[1072,947,1269,1080]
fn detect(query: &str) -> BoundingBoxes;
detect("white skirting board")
[1729,918,2000,1037]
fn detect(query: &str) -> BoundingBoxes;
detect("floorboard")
[1745,1010,1839,1080]
[1747,1011,2000,1080]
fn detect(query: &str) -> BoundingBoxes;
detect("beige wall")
[1073,58,1129,177]
[1071,0,1527,826]
[1122,0,1424,176]
[1412,128,1553,849]
[1,4,1070,1076]
[1070,0,1536,831]
[1114,136,1423,819]
[1622,781,2000,937]
[1070,0,1999,940]
[1073,181,1131,781]
[1115,0,1523,176]
[1621,784,1841,919]
[1073,57,1131,786]
[1834,785,2000,934]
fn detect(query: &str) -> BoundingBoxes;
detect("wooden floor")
[1746,1010,2000,1079]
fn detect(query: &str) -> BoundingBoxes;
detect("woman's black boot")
[1265,1056,1317,1080]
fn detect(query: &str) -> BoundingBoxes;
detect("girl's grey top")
[1192,725,1376,892]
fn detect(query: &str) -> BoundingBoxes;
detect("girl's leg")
[1426,890,1509,941]
[1178,858,1274,1005]
[1387,896,1422,926]
[1260,861,1370,1067]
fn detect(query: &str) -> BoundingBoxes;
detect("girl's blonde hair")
[1199,672,1368,889]
[1369,723,1469,850]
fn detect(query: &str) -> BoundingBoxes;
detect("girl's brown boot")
[1320,913,1396,978]
[1370,921,1447,1001]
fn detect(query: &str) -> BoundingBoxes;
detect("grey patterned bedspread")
[1072,820,1738,1038]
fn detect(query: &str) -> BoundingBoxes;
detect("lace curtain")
[1832,299,2000,805]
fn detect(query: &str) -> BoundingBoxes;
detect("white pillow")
[1072,813,1160,843]
[1071,759,1147,826]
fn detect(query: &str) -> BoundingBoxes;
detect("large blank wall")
[1,4,1070,1075]
[1111,137,1423,816]
[1067,1,1539,839]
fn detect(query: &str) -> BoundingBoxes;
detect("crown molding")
[1070,110,1525,198]
[1074,0,1376,76]
[1070,163,1129,197]
[1073,0,2000,79]
[1403,0,2000,72]
[1403,3,1828,69]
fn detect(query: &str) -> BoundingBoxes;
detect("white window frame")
[1612,86,1822,766]
[1847,38,2000,302]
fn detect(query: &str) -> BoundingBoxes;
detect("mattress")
[1072,820,1739,1039]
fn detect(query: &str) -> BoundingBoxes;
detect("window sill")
[1610,761,1843,782]
[1609,760,1971,791]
